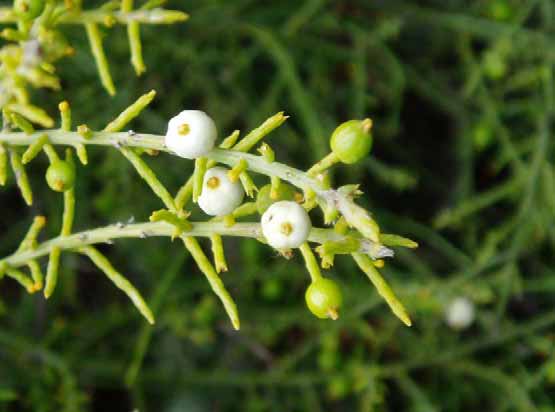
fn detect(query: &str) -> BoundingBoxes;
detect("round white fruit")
[445,296,475,330]
[261,201,312,249]
[165,110,217,159]
[198,167,244,216]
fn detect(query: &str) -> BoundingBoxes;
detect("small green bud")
[330,119,373,164]
[14,0,45,20]
[38,29,73,62]
[45,160,75,192]
[305,278,343,320]
[256,183,296,214]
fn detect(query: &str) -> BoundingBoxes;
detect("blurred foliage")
[1,0,555,411]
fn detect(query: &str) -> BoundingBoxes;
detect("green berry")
[46,160,75,192]
[256,183,296,214]
[14,0,45,20]
[305,278,343,319]
[330,119,373,164]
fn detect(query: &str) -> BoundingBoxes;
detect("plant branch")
[0,7,188,25]
[0,221,392,269]
[0,129,382,241]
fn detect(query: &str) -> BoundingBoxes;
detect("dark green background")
[1,1,554,411]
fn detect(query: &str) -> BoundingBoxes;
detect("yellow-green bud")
[305,278,343,320]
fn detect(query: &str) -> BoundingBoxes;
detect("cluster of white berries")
[165,110,312,248]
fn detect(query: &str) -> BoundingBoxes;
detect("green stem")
[5,103,53,128]
[193,157,208,202]
[0,222,389,270]
[352,252,412,327]
[44,246,60,298]
[0,143,7,185]
[62,189,75,236]
[27,260,43,290]
[239,171,257,197]
[149,209,191,236]
[17,216,46,252]
[299,243,323,282]
[0,130,388,244]
[232,201,258,218]
[42,143,60,163]
[121,0,146,75]
[59,101,72,132]
[228,158,248,182]
[104,90,156,132]
[5,266,34,292]
[85,23,116,96]
[174,177,193,211]
[210,234,228,273]
[75,145,88,165]
[9,148,33,205]
[44,174,76,297]
[232,112,288,152]
[128,21,145,75]
[120,147,176,211]
[22,134,49,164]
[9,112,35,134]
[307,152,339,176]
[80,246,154,324]
[220,130,240,149]
[270,175,281,198]
[182,236,240,330]
[0,7,189,25]
[0,132,318,190]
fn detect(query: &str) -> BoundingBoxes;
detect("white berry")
[198,167,244,216]
[261,201,311,249]
[165,110,217,159]
[445,296,475,330]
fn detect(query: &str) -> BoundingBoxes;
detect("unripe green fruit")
[330,119,373,164]
[14,0,45,20]
[305,278,343,319]
[46,160,75,192]
[256,183,296,214]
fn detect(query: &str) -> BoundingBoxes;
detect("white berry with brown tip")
[198,167,244,216]
[261,201,312,249]
[165,110,217,159]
